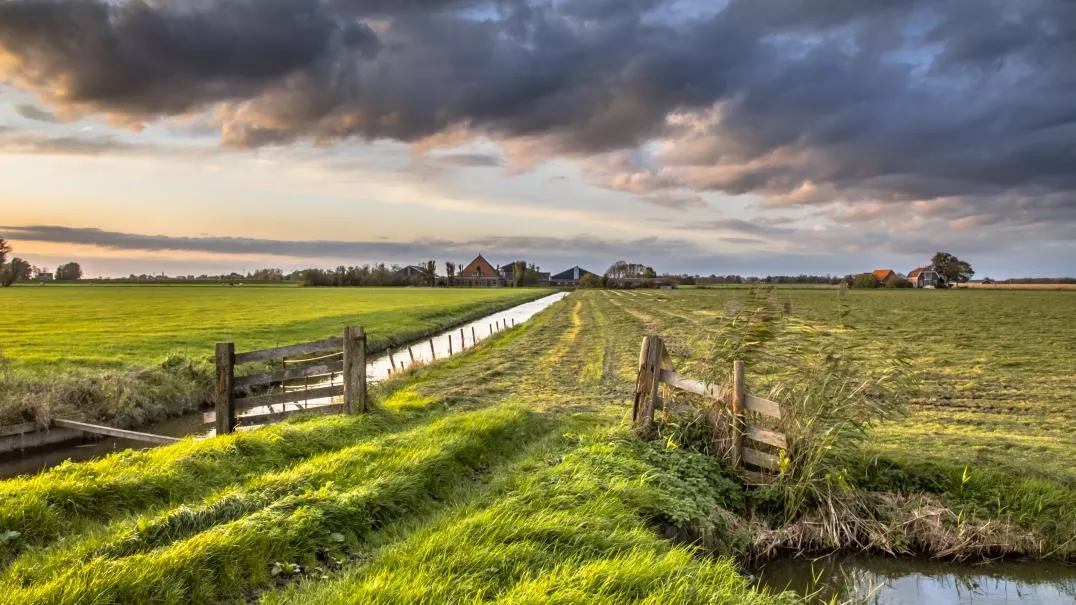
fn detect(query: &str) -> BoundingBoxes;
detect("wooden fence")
[633,335,787,483]
[215,326,367,434]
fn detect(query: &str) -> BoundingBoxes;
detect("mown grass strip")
[0,399,438,560]
[263,432,780,604]
[4,407,533,584]
[0,417,390,559]
[2,405,550,604]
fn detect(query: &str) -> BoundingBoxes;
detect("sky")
[0,0,1074,278]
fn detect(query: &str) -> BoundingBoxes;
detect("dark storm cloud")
[15,103,58,122]
[0,225,706,268]
[1,0,1075,234]
[0,128,152,154]
[429,153,504,168]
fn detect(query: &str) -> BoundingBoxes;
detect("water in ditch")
[754,554,1076,604]
[0,291,570,478]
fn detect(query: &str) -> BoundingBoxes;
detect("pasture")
[0,287,1071,603]
[631,287,1076,484]
[0,284,550,370]
[0,285,550,426]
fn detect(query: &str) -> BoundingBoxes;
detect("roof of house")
[460,254,499,279]
[550,266,595,281]
[872,269,896,281]
[908,267,937,279]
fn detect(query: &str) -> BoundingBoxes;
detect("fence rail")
[215,326,367,434]
[633,335,787,482]
[234,337,345,365]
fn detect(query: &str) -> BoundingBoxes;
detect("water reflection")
[755,555,1076,604]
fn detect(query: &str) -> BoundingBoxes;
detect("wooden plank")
[745,394,782,419]
[632,336,652,426]
[53,419,180,445]
[233,361,344,389]
[237,404,345,427]
[742,446,781,471]
[658,370,726,401]
[0,427,83,455]
[235,337,343,365]
[235,384,343,410]
[731,360,745,468]
[745,425,788,449]
[741,469,776,485]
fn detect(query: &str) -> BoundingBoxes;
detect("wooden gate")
[214,326,368,434]
[633,335,786,483]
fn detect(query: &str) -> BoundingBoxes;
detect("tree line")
[0,237,82,287]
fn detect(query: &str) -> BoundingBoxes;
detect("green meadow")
[0,284,549,370]
[0,287,1071,603]
[0,285,550,426]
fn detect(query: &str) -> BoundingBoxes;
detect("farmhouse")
[908,267,940,288]
[457,255,503,287]
[872,269,899,285]
[550,266,596,286]
[396,265,428,279]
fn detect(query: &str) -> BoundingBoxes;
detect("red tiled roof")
[872,269,896,281]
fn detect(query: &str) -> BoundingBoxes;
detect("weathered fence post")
[408,346,416,365]
[471,326,477,344]
[429,339,436,360]
[448,334,453,355]
[343,325,367,414]
[215,342,236,434]
[388,348,397,372]
[632,335,666,434]
[460,328,466,348]
[731,360,745,467]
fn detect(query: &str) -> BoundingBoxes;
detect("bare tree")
[423,259,437,286]
[445,261,456,286]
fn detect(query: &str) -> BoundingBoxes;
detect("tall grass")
[264,432,789,604]
[1,406,549,603]
[0,410,415,560]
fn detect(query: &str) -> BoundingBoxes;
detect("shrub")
[579,273,603,288]
[699,289,915,521]
[885,277,913,288]
[851,273,879,288]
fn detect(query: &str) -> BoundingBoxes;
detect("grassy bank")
[0,292,795,603]
[0,288,1071,602]
[0,286,550,427]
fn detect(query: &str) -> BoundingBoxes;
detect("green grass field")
[615,287,1076,486]
[0,285,550,370]
[0,285,551,427]
[0,287,1072,603]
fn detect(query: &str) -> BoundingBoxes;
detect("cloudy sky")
[1,0,1073,278]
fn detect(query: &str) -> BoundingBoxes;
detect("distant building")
[497,263,551,287]
[457,255,503,287]
[397,265,429,278]
[907,267,940,288]
[872,269,900,285]
[550,266,596,286]
[37,272,53,282]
